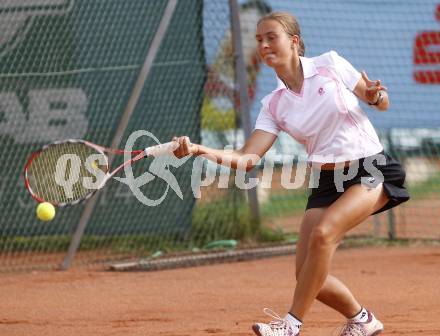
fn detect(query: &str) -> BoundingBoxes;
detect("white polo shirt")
[255,50,383,163]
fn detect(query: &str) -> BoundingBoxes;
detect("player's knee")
[308,224,335,251]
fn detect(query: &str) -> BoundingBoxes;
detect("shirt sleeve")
[254,103,281,136]
[329,50,361,91]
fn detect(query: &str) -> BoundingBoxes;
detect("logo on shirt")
[318,87,325,95]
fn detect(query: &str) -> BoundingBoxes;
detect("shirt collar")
[273,56,318,91]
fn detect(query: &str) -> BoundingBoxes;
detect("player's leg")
[252,205,370,336]
[290,183,388,319]
[296,208,363,318]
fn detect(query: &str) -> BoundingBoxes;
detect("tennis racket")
[24,139,179,207]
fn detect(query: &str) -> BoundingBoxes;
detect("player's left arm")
[353,71,389,111]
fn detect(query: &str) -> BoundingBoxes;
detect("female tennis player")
[172,11,409,336]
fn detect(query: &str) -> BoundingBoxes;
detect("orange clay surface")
[1,246,440,336]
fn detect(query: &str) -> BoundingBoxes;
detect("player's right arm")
[172,129,277,172]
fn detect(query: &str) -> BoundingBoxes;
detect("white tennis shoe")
[252,308,300,336]
[338,310,384,336]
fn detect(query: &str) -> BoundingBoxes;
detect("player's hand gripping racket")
[24,139,179,207]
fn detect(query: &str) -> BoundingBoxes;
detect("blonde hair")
[257,12,305,56]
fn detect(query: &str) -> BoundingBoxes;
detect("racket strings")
[26,142,108,205]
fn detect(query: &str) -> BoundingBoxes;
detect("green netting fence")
[0,0,439,272]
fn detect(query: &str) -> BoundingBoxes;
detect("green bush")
[190,191,252,246]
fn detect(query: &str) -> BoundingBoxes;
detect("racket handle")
[144,141,179,157]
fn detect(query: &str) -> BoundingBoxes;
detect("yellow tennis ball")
[36,202,56,221]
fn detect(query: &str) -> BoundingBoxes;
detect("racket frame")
[24,139,175,207]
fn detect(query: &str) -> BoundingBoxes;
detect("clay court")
[1,245,439,336]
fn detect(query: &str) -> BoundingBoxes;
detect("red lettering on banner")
[414,4,440,84]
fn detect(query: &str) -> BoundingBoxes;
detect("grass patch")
[190,195,252,245]
[406,171,440,198]
[257,227,298,243]
[261,190,307,219]
[0,234,192,255]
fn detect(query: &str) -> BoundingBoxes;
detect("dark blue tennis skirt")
[306,151,410,214]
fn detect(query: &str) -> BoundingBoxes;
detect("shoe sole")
[370,324,384,336]
[370,320,384,336]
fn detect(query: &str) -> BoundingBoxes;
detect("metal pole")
[387,209,396,240]
[60,0,178,270]
[229,0,261,232]
[386,129,396,240]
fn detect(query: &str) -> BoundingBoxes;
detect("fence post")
[386,129,396,240]
[229,0,261,233]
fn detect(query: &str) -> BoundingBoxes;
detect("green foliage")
[201,97,236,130]
[257,227,296,243]
[190,192,252,245]
[0,236,70,252]
[407,171,440,198]
[261,190,308,218]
